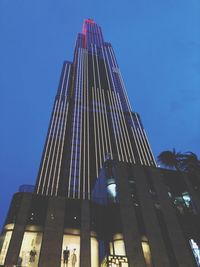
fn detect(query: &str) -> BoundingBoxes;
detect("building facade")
[0,20,200,267]
[35,18,156,199]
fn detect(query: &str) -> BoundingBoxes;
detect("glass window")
[18,231,43,267]
[113,233,126,256]
[0,226,14,265]
[61,230,80,267]
[141,236,153,267]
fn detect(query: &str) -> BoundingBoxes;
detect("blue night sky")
[0,0,200,228]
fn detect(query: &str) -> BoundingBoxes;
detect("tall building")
[1,19,200,267]
[35,18,156,199]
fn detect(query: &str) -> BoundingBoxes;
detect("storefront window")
[141,236,153,267]
[0,225,14,265]
[61,229,80,267]
[113,233,126,256]
[18,231,43,267]
[101,255,128,267]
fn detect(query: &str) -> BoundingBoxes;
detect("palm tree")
[158,150,200,214]
[157,148,183,171]
[181,152,200,175]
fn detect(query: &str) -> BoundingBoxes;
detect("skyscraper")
[35,18,156,199]
[1,19,199,267]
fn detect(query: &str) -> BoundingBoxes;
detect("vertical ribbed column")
[36,62,72,196]
[80,200,91,267]
[150,168,195,267]
[4,193,32,267]
[39,196,65,267]
[114,163,146,267]
[133,166,171,267]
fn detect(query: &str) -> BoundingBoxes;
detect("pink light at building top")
[82,18,95,34]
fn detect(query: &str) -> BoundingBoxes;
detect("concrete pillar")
[38,196,65,267]
[4,192,32,267]
[150,168,196,267]
[80,200,91,267]
[133,166,171,267]
[114,163,146,267]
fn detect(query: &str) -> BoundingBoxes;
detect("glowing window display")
[113,234,126,256]
[18,231,43,267]
[91,234,99,267]
[61,230,80,267]
[101,255,128,267]
[141,236,153,267]
[0,226,13,265]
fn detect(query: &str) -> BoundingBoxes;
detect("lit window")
[141,236,153,267]
[0,227,14,265]
[107,183,117,198]
[189,239,200,266]
[18,231,43,267]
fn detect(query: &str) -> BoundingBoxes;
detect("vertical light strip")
[77,48,84,199]
[94,87,102,168]
[96,88,106,161]
[92,45,102,169]
[133,114,149,165]
[81,49,86,199]
[114,91,133,163]
[109,90,126,162]
[104,48,125,161]
[133,122,146,165]
[101,46,113,159]
[109,46,118,68]
[95,45,106,162]
[116,93,136,163]
[54,65,71,195]
[135,113,156,166]
[108,47,128,161]
[55,102,69,195]
[92,87,99,179]
[112,91,130,162]
[36,100,58,194]
[101,46,121,161]
[42,101,61,194]
[131,126,143,164]
[136,127,150,166]
[51,65,71,195]
[102,89,113,159]
[86,51,90,199]
[116,68,150,165]
[108,89,124,162]
[118,67,155,165]
[38,63,68,194]
[51,101,65,195]
[143,129,157,166]
[117,69,133,111]
[106,90,121,161]
[106,47,129,162]
[108,46,117,71]
[46,101,64,195]
[68,49,81,198]
[73,48,83,198]
[108,47,135,163]
[91,45,99,178]
[99,89,109,154]
[42,97,62,195]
